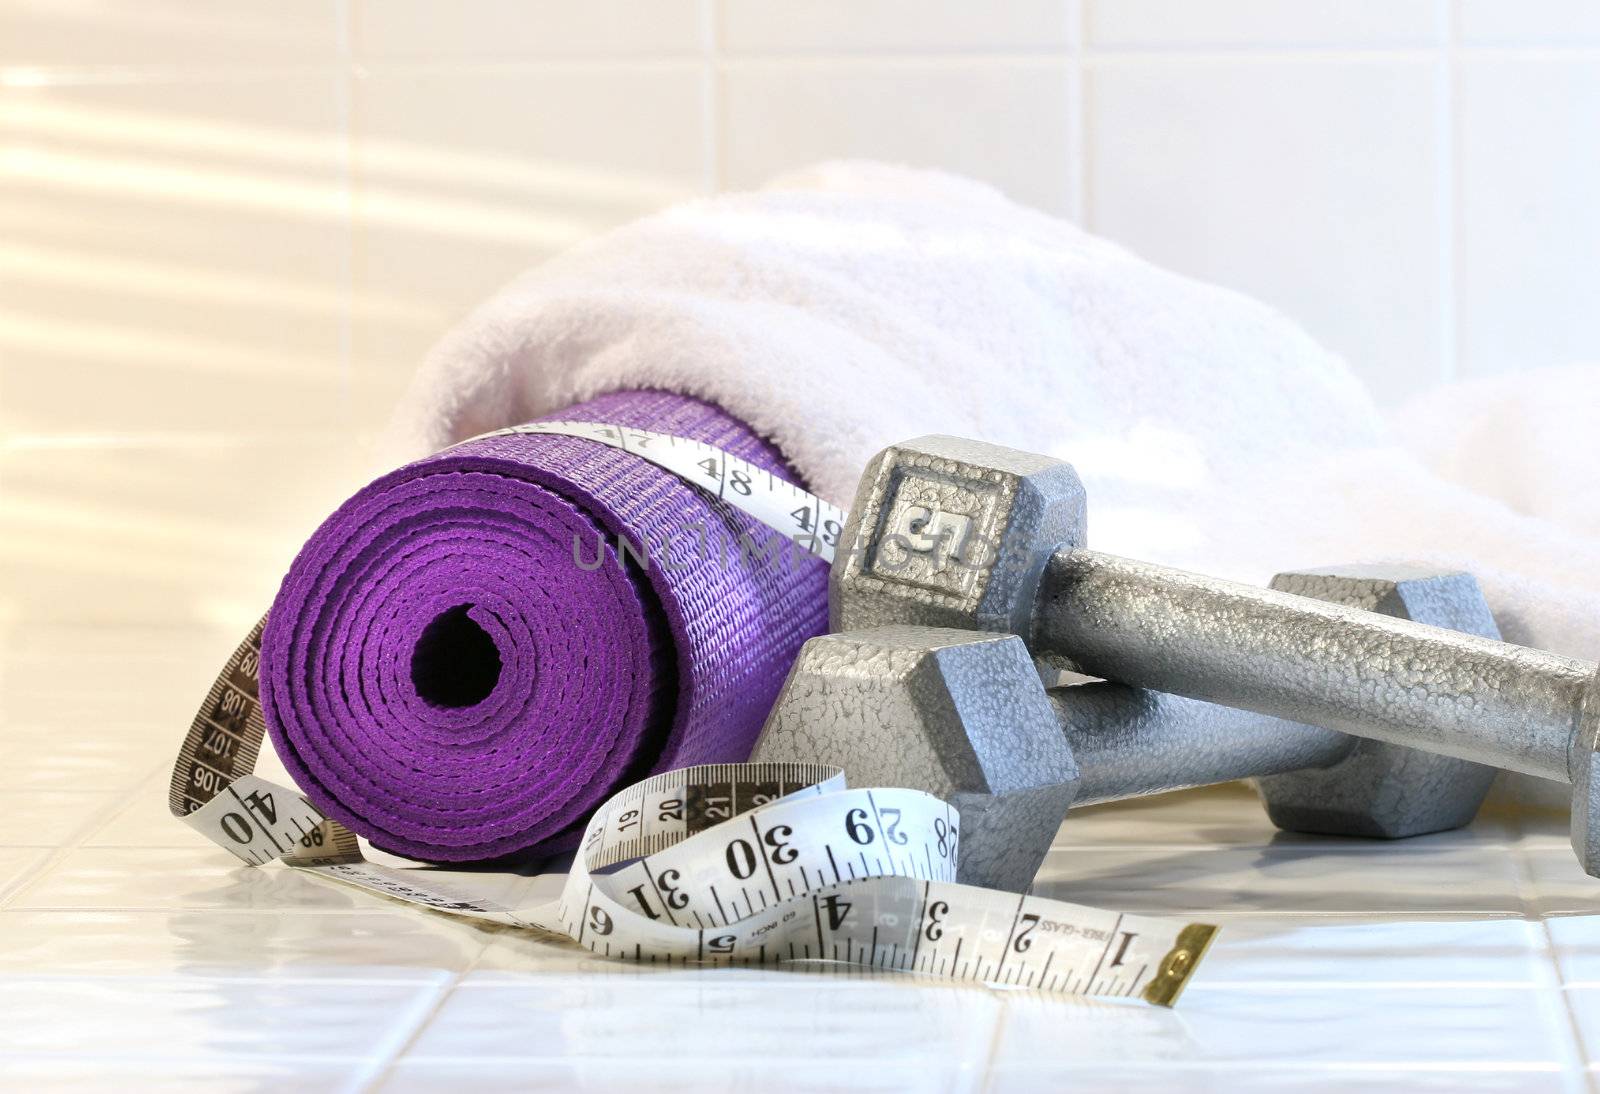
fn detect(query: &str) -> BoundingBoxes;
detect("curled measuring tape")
[459,420,850,562]
[171,421,1217,1006]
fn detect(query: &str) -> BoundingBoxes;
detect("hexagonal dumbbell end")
[832,436,1086,639]
[1574,675,1600,876]
[1255,566,1503,838]
[751,626,1080,893]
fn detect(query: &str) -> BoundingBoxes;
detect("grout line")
[1065,0,1087,223]
[0,65,353,86]
[344,973,463,1093]
[282,1057,1588,1075]
[1,428,381,450]
[701,0,722,193]
[1506,805,1595,1085]
[1436,0,1462,386]
[1076,6,1097,228]
[355,933,498,1090]
[4,44,1599,86]
[0,903,1529,918]
[714,51,1076,69]
[1536,916,1595,1089]
[0,903,529,915]
[292,57,718,76]
[337,0,357,429]
[1194,978,1549,989]
[701,42,1600,61]
[0,970,467,988]
[0,761,165,909]
[0,850,53,906]
[335,0,353,59]
[975,994,1007,1094]
[1048,836,1532,848]
[1020,46,1444,64]
[709,44,1078,62]
[1079,43,1600,59]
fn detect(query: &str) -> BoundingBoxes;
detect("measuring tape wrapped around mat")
[172,405,1217,1005]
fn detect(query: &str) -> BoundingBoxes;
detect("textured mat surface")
[260,390,828,862]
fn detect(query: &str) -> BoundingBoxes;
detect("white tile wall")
[1086,54,1446,395]
[1456,53,1600,381]
[0,1,344,68]
[3,0,1593,447]
[1085,0,1442,48]
[719,57,1076,212]
[0,74,353,435]
[1458,0,1600,45]
[353,0,706,60]
[349,61,709,408]
[719,0,1076,53]
[7,0,1594,629]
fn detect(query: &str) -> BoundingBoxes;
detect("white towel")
[389,159,1599,699]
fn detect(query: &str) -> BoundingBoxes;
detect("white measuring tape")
[171,422,1216,1006]
[462,420,850,563]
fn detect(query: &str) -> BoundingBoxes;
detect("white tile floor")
[0,620,1596,1091]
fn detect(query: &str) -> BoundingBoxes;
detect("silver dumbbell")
[833,435,1600,876]
[755,568,1502,892]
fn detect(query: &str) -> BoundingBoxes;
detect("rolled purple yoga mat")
[260,390,828,863]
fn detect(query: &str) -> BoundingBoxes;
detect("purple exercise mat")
[260,390,829,863]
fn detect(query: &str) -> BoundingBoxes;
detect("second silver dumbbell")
[756,567,1503,892]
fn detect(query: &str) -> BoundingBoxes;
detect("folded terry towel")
[1395,364,1600,544]
[390,159,1600,681]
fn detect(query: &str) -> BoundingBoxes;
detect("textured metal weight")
[1053,566,1503,837]
[1038,553,1585,782]
[1251,567,1504,837]
[835,434,1600,876]
[752,626,1079,893]
[757,569,1501,891]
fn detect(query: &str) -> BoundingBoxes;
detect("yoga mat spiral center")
[410,605,503,710]
[260,390,829,863]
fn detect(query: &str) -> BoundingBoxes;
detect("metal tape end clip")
[1141,923,1219,1008]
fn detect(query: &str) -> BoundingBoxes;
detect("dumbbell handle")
[1053,685,1350,805]
[1037,550,1592,784]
